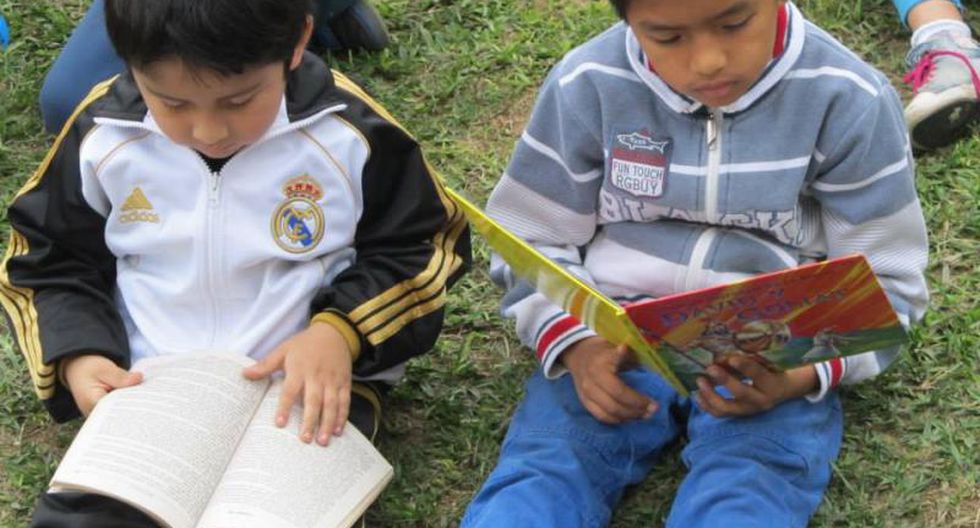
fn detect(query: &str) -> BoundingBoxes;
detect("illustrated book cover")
[447,188,907,394]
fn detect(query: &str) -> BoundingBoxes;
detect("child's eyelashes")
[651,35,680,45]
[646,14,755,45]
[161,99,187,110]
[157,98,253,111]
[225,97,253,108]
[722,15,753,32]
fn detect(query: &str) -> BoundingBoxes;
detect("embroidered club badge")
[609,129,672,199]
[272,175,325,253]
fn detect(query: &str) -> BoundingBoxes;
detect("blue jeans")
[462,368,843,528]
[894,0,964,25]
[38,0,357,134]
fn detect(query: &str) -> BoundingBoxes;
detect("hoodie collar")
[626,2,805,115]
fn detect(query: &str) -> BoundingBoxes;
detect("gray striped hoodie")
[486,3,929,401]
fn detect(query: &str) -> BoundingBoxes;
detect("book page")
[197,381,394,528]
[50,354,269,528]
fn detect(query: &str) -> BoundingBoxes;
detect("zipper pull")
[209,172,220,206]
[706,111,719,150]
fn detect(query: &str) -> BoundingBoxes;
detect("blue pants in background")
[894,0,964,25]
[462,368,843,528]
[38,0,357,134]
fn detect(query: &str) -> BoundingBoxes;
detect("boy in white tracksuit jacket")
[1,0,469,524]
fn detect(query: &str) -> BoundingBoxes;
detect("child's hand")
[243,322,352,446]
[694,357,818,418]
[62,354,143,417]
[561,336,658,424]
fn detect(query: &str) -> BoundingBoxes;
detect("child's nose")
[191,115,229,145]
[691,45,727,78]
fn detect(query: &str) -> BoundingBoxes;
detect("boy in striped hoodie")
[462,1,929,526]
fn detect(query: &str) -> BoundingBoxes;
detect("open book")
[448,188,908,394]
[48,354,393,528]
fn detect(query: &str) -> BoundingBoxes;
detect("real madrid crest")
[272,175,325,253]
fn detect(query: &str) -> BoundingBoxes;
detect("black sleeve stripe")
[330,71,468,346]
[0,76,117,400]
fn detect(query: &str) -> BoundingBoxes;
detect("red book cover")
[625,255,908,391]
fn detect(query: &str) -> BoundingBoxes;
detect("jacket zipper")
[202,161,222,349]
[704,109,723,222]
[679,110,725,292]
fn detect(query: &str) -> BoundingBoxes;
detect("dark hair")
[609,0,629,20]
[105,0,314,75]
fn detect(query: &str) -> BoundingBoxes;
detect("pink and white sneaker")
[903,36,980,150]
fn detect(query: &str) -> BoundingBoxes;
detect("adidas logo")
[120,187,160,224]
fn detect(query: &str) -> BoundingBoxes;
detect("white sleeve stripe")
[805,361,833,403]
[785,67,879,97]
[811,157,909,192]
[558,62,642,87]
[670,155,812,176]
[521,131,603,183]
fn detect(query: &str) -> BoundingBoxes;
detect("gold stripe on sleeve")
[330,71,468,346]
[0,76,118,400]
[0,231,54,399]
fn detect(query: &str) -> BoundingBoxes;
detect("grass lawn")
[1,0,978,526]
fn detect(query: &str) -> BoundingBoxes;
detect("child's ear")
[289,15,315,71]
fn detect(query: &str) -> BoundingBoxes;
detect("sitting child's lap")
[505,367,843,480]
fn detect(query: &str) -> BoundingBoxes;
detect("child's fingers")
[243,347,286,380]
[584,376,645,423]
[300,379,324,444]
[708,365,770,412]
[99,366,143,390]
[581,393,622,424]
[728,357,779,393]
[695,377,733,416]
[77,387,110,417]
[333,385,350,436]
[275,374,303,428]
[316,388,338,446]
[603,375,656,416]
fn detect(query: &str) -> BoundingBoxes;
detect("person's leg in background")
[38,0,123,134]
[38,0,390,134]
[896,0,980,150]
[314,0,389,52]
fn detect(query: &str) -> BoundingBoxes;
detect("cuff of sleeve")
[311,311,362,362]
[537,315,596,379]
[805,358,845,403]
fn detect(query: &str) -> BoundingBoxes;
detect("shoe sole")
[905,85,980,150]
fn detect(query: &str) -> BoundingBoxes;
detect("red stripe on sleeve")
[536,316,581,361]
[828,358,844,387]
